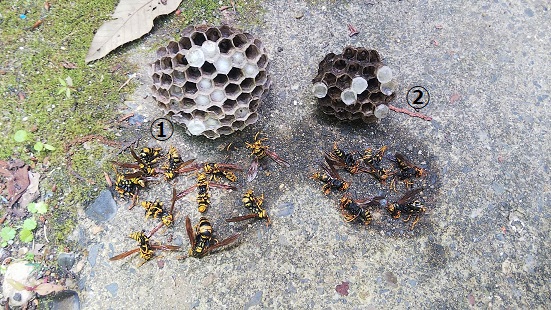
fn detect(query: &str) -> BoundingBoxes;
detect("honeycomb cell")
[183,82,198,95]
[254,71,267,85]
[228,67,244,82]
[219,25,233,38]
[152,73,160,85]
[241,78,255,92]
[167,41,179,55]
[334,59,346,71]
[218,126,233,135]
[213,74,229,88]
[232,34,248,49]
[214,56,232,75]
[185,67,201,82]
[225,83,241,99]
[251,86,263,98]
[206,27,221,42]
[218,39,234,54]
[257,54,268,69]
[245,45,260,60]
[346,62,360,76]
[151,25,270,138]
[200,62,216,77]
[169,85,184,99]
[343,47,356,59]
[323,72,337,86]
[172,53,188,69]
[179,37,192,50]
[160,74,172,88]
[191,32,207,46]
[336,75,352,90]
[222,100,238,112]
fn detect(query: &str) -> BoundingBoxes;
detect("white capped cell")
[351,77,368,94]
[197,79,213,92]
[243,63,259,78]
[214,56,232,74]
[187,47,205,67]
[312,82,328,98]
[380,80,397,96]
[187,119,206,135]
[210,89,225,102]
[205,117,221,129]
[231,52,246,67]
[376,66,392,84]
[195,94,210,106]
[201,41,220,61]
[374,104,390,119]
[341,88,357,105]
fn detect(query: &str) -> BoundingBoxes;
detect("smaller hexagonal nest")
[312,47,396,123]
[151,25,270,139]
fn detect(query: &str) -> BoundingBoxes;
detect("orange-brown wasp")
[339,194,384,225]
[324,142,364,175]
[390,153,427,189]
[246,132,290,182]
[386,188,425,230]
[311,160,351,195]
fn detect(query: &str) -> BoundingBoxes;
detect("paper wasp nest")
[151,25,270,139]
[312,47,396,123]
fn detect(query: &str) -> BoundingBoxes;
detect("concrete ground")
[78,0,550,309]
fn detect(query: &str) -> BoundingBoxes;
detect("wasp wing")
[225,214,259,222]
[265,149,290,168]
[246,157,259,182]
[185,216,196,249]
[110,248,140,261]
[397,188,424,205]
[204,234,239,255]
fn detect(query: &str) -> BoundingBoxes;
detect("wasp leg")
[402,214,412,223]
[410,215,421,230]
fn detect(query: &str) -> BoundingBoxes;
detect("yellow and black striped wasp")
[142,188,178,236]
[177,162,242,182]
[181,216,239,259]
[112,147,163,177]
[311,160,351,195]
[246,132,290,182]
[362,145,388,167]
[161,146,196,181]
[109,230,179,266]
[177,173,236,213]
[226,189,270,225]
[390,153,427,190]
[386,188,426,230]
[113,170,149,209]
[339,194,384,225]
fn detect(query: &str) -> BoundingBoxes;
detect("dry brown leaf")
[34,283,65,296]
[85,0,183,63]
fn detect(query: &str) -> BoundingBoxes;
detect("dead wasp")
[178,162,242,182]
[386,188,426,230]
[311,160,350,195]
[324,142,363,175]
[177,173,236,213]
[246,132,290,182]
[182,216,239,259]
[226,189,270,225]
[362,145,388,167]
[339,194,384,225]
[363,163,392,185]
[161,146,196,180]
[112,147,162,176]
[109,230,179,266]
[113,170,148,208]
[142,188,177,228]
[391,153,427,189]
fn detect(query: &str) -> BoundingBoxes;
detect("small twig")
[117,113,134,123]
[118,74,135,91]
[388,104,433,121]
[44,220,50,243]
